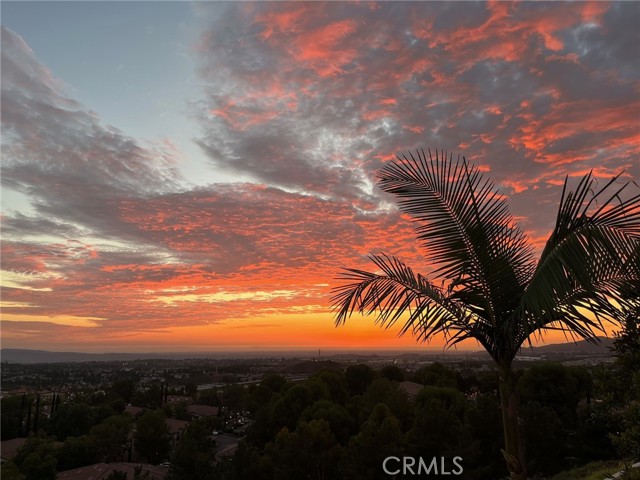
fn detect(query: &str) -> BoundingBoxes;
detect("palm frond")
[331,253,479,347]
[518,173,640,343]
[378,149,535,326]
[332,148,639,368]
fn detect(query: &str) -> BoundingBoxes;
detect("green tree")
[380,364,405,382]
[134,410,170,464]
[174,401,191,421]
[197,390,220,407]
[353,377,412,431]
[0,461,24,480]
[610,303,640,459]
[184,383,198,400]
[48,402,94,440]
[169,420,217,480]
[261,374,287,394]
[345,364,374,396]
[270,384,313,432]
[412,362,458,388]
[162,403,174,418]
[268,419,343,480]
[110,379,135,403]
[464,393,506,479]
[110,397,126,415]
[611,401,640,459]
[13,435,57,480]
[332,150,640,479]
[21,453,56,480]
[247,384,275,415]
[300,399,355,444]
[520,401,566,475]
[406,386,469,458]
[57,435,98,470]
[311,369,349,405]
[221,384,247,414]
[1,396,23,440]
[225,441,274,480]
[612,302,640,401]
[340,403,404,480]
[517,362,588,428]
[132,383,163,409]
[89,414,133,462]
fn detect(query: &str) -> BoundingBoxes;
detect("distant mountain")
[517,336,615,357]
[0,349,170,363]
[1,337,618,364]
[1,348,393,363]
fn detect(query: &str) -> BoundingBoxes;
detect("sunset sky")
[1,1,639,353]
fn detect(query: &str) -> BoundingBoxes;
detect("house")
[186,404,219,419]
[214,435,242,461]
[398,381,424,400]
[1,438,27,462]
[166,395,192,405]
[165,418,189,447]
[56,462,168,480]
[124,405,144,417]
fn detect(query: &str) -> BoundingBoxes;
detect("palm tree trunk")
[498,364,526,480]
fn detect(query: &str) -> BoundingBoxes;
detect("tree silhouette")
[332,149,640,479]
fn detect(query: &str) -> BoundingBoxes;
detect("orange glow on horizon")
[0,311,618,354]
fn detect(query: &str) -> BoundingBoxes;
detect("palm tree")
[331,149,640,479]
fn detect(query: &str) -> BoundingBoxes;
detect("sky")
[1,1,639,353]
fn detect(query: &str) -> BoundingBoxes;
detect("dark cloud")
[192,1,638,224]
[1,214,86,240]
[566,2,640,81]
